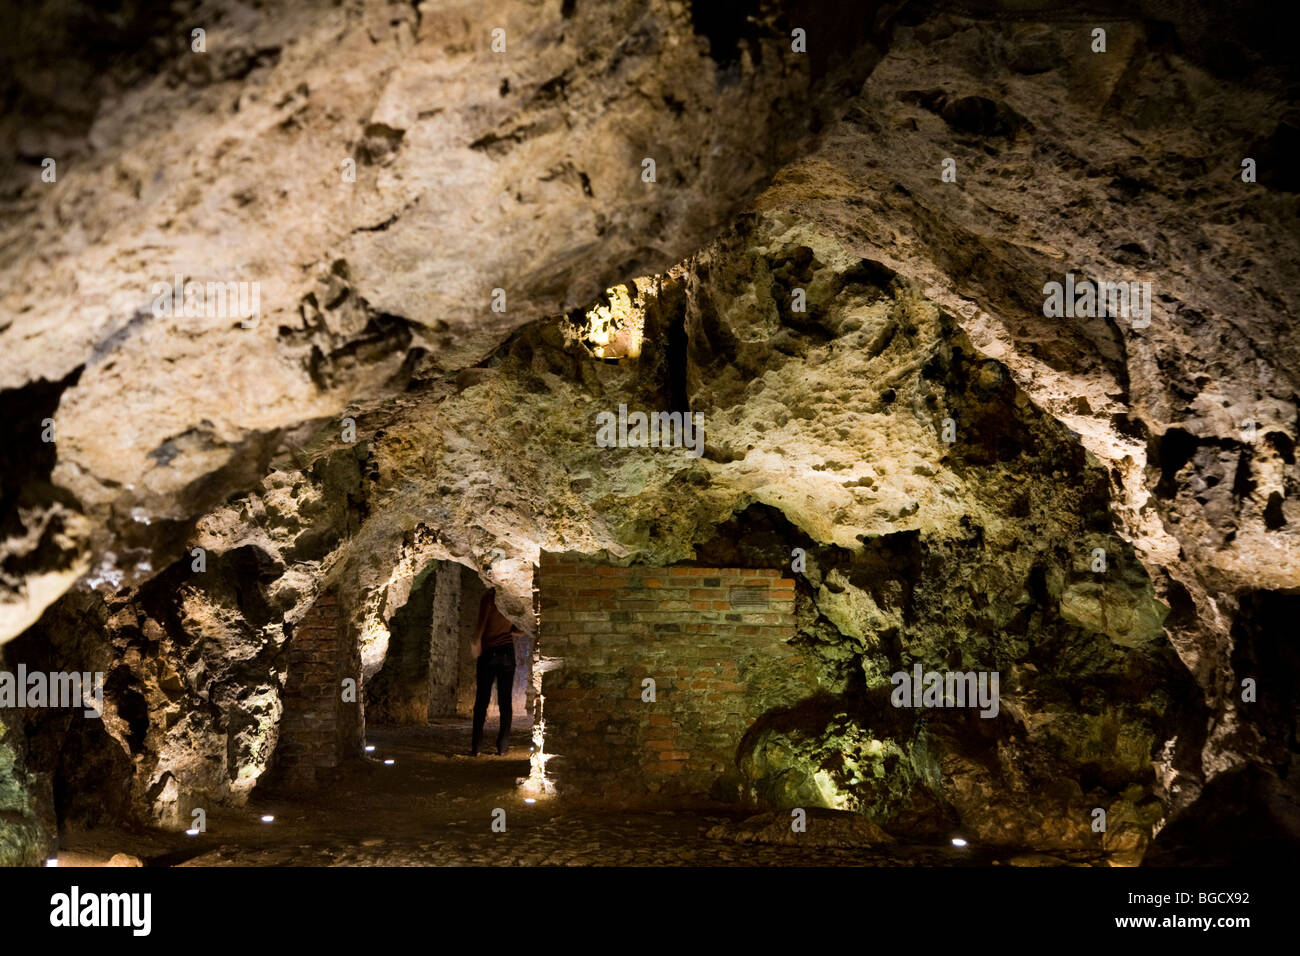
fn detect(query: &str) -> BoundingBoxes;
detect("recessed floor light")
[384,759,395,765]
[951,837,968,847]
[261,815,275,823]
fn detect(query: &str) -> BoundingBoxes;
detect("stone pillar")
[427,562,463,717]
[456,568,486,717]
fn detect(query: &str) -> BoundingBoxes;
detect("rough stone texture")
[2,0,1296,864]
[0,706,56,866]
[4,207,1204,856]
[2,443,371,835]
[366,563,441,724]
[750,9,1300,819]
[0,0,887,638]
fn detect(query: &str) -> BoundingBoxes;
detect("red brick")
[648,760,685,774]
[616,600,655,611]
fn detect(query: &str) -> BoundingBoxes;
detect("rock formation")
[0,0,1295,866]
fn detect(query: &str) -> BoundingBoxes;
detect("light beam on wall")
[520,597,558,798]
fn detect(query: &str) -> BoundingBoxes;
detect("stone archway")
[363,561,535,745]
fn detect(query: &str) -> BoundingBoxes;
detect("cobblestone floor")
[57,720,1108,867]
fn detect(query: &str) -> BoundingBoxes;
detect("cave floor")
[54,720,1111,867]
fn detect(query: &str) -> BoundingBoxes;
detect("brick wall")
[538,552,796,802]
[271,590,361,790]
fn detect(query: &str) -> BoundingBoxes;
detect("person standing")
[470,587,522,756]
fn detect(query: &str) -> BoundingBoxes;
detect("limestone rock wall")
[0,200,1270,861]
[0,0,888,641]
[749,12,1299,820]
[1,0,1295,864]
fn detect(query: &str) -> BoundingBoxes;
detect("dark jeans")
[472,644,516,754]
